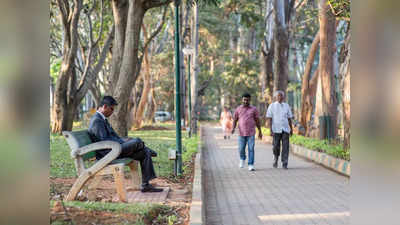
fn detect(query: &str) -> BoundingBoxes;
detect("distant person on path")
[220,106,233,139]
[88,96,163,192]
[266,90,294,169]
[232,93,263,171]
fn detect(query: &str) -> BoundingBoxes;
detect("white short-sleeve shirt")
[266,101,293,133]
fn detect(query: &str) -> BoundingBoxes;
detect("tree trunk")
[128,86,138,128]
[340,31,351,149]
[52,102,77,132]
[260,40,274,123]
[315,0,338,139]
[260,0,275,118]
[111,0,146,136]
[190,2,199,135]
[132,24,152,128]
[266,41,274,102]
[300,30,320,135]
[265,0,274,103]
[230,13,240,64]
[305,66,319,137]
[259,50,267,121]
[144,75,157,124]
[273,0,289,93]
[109,0,172,136]
[51,0,83,133]
[179,2,186,127]
[88,83,101,108]
[342,61,350,149]
[109,0,128,94]
[248,26,257,57]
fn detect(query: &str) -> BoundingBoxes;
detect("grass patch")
[290,135,350,161]
[50,133,77,178]
[50,201,178,225]
[54,200,170,215]
[262,127,350,161]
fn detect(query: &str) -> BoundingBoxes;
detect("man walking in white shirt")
[266,91,294,169]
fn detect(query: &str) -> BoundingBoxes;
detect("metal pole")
[188,54,191,138]
[174,0,182,176]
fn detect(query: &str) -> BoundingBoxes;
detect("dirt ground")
[50,158,195,225]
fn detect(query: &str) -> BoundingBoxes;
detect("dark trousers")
[273,132,290,165]
[97,139,157,185]
[119,142,157,185]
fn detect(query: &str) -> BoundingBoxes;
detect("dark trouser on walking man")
[272,131,290,169]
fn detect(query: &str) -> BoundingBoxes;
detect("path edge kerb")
[189,126,204,225]
[262,136,351,177]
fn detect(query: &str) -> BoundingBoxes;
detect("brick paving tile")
[203,126,349,225]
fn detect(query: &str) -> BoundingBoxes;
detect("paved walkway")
[203,125,349,225]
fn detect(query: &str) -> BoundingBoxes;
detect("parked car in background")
[154,111,172,122]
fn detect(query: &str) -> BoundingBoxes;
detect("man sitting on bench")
[88,96,163,193]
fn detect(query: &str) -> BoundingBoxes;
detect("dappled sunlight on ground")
[258,211,350,222]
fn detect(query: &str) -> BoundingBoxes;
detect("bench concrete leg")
[87,175,103,201]
[88,175,103,190]
[128,161,141,190]
[113,164,127,202]
[65,172,91,201]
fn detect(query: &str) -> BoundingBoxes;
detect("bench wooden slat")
[109,158,133,165]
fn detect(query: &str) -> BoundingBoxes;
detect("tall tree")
[314,0,338,138]
[51,0,113,133]
[339,27,350,149]
[300,30,319,135]
[108,0,173,137]
[132,8,167,128]
[51,0,83,133]
[272,0,292,93]
[190,1,200,134]
[260,0,274,120]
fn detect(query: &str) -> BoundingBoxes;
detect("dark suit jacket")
[88,112,124,159]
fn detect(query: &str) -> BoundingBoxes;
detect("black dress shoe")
[283,164,288,170]
[147,148,157,157]
[273,161,278,168]
[141,184,163,193]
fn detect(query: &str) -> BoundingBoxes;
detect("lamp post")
[182,46,194,138]
[174,0,182,176]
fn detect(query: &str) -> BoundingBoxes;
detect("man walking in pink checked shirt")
[232,93,263,171]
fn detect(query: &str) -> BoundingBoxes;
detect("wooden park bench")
[62,130,141,202]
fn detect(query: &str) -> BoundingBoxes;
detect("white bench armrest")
[71,141,121,158]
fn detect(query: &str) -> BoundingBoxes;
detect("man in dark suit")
[88,96,162,192]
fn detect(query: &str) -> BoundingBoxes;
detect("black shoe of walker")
[141,184,163,193]
[273,161,278,168]
[283,164,288,170]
